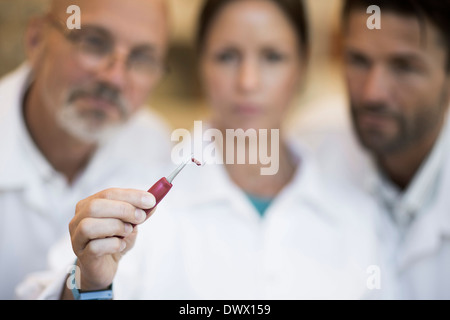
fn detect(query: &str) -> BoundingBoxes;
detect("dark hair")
[342,0,450,71]
[196,0,309,59]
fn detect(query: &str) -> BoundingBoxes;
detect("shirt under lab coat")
[292,104,450,299]
[0,64,172,299]
[30,144,389,300]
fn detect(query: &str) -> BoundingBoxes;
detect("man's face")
[28,0,168,143]
[344,10,450,155]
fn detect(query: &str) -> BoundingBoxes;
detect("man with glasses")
[0,0,171,299]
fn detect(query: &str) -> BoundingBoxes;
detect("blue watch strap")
[72,284,113,300]
[69,259,113,300]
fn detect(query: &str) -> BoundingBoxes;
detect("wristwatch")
[71,284,113,300]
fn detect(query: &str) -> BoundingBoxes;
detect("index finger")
[97,188,156,210]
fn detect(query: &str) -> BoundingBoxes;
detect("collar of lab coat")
[0,63,45,189]
[363,114,450,270]
[0,64,84,215]
[397,120,450,270]
[370,115,448,227]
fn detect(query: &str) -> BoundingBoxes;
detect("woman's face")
[200,0,304,132]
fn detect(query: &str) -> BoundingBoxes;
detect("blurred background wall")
[0,0,348,133]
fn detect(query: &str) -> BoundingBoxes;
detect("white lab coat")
[0,64,172,299]
[30,143,389,300]
[374,119,450,299]
[292,103,450,299]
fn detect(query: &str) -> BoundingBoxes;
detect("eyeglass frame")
[44,14,170,82]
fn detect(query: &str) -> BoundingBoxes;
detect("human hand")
[68,188,156,292]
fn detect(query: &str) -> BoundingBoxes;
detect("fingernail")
[142,193,156,209]
[120,241,127,252]
[135,208,147,223]
[124,223,133,235]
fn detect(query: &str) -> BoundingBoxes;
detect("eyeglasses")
[46,15,169,84]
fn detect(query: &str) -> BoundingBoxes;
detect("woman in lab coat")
[52,0,386,300]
